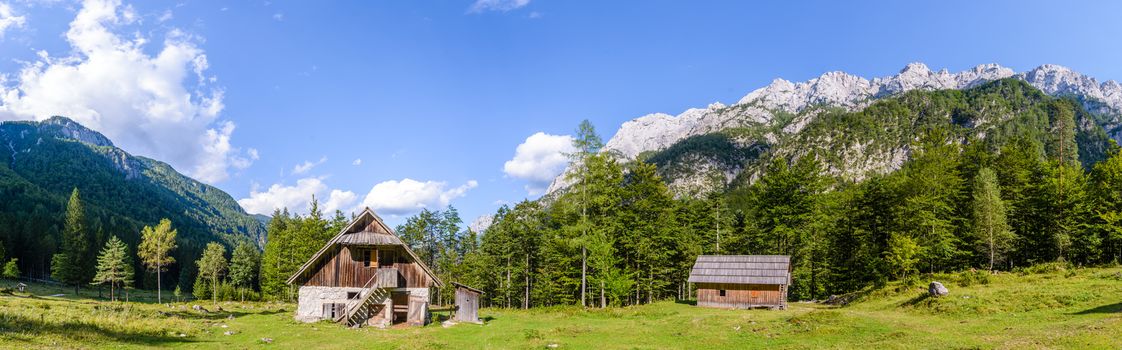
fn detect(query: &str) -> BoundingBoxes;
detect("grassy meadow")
[0,267,1119,349]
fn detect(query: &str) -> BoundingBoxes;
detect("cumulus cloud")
[357,179,478,216]
[352,158,362,166]
[324,189,357,213]
[237,177,358,215]
[468,0,530,13]
[503,132,574,195]
[292,156,327,175]
[0,0,253,183]
[0,2,26,38]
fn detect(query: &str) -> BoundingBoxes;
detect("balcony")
[376,268,398,288]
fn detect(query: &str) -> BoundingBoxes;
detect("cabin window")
[361,249,372,267]
[379,249,396,268]
[322,303,345,319]
[347,292,359,299]
[719,289,726,297]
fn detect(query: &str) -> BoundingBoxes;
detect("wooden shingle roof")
[285,207,444,287]
[687,255,791,285]
[337,231,403,246]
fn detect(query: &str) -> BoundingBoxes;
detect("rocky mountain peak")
[40,116,115,148]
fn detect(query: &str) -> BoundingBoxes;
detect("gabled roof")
[687,255,791,285]
[452,282,484,294]
[285,207,445,287]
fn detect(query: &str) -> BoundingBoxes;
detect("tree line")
[406,118,1122,308]
[4,188,262,304]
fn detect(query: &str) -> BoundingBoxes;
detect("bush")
[956,270,990,287]
[1015,261,1072,275]
[902,275,921,289]
[192,279,260,302]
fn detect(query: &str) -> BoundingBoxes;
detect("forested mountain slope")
[552,64,1122,197]
[0,116,265,289]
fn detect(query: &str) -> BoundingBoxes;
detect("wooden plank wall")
[455,288,480,323]
[696,283,784,308]
[304,246,432,288]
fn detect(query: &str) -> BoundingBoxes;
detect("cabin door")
[391,291,409,324]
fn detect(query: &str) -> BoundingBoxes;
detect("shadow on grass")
[673,299,696,306]
[162,308,287,321]
[0,312,195,346]
[1072,302,1122,315]
[899,293,931,307]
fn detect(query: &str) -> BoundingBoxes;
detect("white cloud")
[292,156,327,175]
[0,0,253,183]
[468,0,530,13]
[324,189,357,213]
[0,2,27,39]
[272,13,283,21]
[503,132,574,195]
[352,158,362,166]
[528,11,542,19]
[237,177,359,216]
[357,179,478,216]
[157,9,172,23]
[238,177,327,215]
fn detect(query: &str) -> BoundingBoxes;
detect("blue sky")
[2,0,1121,227]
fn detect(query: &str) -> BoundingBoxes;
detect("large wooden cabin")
[287,208,444,327]
[687,255,791,310]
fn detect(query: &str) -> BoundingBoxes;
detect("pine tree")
[1092,148,1122,263]
[565,119,603,308]
[196,242,228,305]
[229,241,260,301]
[897,130,964,273]
[92,236,133,301]
[59,188,90,293]
[621,161,676,303]
[138,218,177,304]
[260,208,291,300]
[972,168,1014,271]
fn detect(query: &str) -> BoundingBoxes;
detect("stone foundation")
[295,286,433,325]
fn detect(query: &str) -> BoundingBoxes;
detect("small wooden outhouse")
[453,282,483,323]
[687,255,791,310]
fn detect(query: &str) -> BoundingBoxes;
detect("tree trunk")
[505,256,511,308]
[523,253,530,310]
[581,246,587,308]
[157,260,162,304]
[599,281,605,308]
[988,227,995,272]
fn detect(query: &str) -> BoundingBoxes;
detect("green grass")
[1,268,1120,349]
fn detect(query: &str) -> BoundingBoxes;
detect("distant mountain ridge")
[0,116,264,284]
[547,63,1122,196]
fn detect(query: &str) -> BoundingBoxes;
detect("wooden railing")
[335,275,381,323]
[334,268,399,325]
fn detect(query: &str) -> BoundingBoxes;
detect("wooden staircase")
[335,268,397,327]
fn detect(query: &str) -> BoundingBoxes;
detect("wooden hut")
[687,255,791,310]
[287,208,444,327]
[452,282,483,323]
